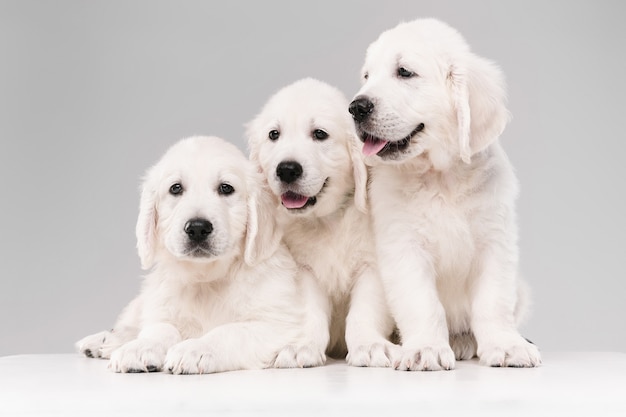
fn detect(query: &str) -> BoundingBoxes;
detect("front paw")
[478,335,541,368]
[393,344,456,371]
[165,339,219,375]
[273,344,326,369]
[108,339,167,373]
[347,342,398,367]
[76,331,112,359]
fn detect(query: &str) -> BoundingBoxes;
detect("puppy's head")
[349,18,509,169]
[247,78,367,218]
[136,136,280,270]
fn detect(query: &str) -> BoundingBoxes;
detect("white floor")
[1,352,624,416]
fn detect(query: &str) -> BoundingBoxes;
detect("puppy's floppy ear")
[244,171,282,266]
[347,128,368,213]
[135,169,159,270]
[449,53,510,163]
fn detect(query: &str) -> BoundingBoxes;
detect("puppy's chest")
[419,198,476,277]
[372,172,478,276]
[285,222,363,296]
[169,283,240,338]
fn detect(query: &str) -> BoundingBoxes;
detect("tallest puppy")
[349,18,541,370]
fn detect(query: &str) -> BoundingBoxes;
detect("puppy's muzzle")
[276,160,303,184]
[349,96,374,122]
[184,218,213,243]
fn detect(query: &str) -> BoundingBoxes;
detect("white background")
[1,0,624,355]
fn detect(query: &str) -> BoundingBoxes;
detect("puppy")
[76,136,306,374]
[349,19,541,370]
[247,78,395,367]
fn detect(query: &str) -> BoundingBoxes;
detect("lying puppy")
[76,136,306,374]
[247,78,395,367]
[349,19,541,370]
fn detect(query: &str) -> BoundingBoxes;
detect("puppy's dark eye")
[268,130,280,141]
[363,72,369,80]
[312,129,328,141]
[169,183,183,196]
[218,183,235,196]
[397,67,415,78]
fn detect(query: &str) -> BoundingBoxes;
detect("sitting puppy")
[247,78,395,367]
[349,19,541,370]
[76,136,306,374]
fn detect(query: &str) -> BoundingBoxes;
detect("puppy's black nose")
[349,96,374,122]
[276,161,303,184]
[184,218,213,242]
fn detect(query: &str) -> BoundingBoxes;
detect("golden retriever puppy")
[76,136,306,374]
[349,19,541,370]
[247,78,395,367]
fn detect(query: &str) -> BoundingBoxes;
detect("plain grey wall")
[1,0,624,356]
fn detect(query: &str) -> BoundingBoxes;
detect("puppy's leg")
[108,323,182,373]
[380,238,455,371]
[471,245,541,368]
[165,322,289,374]
[274,269,330,368]
[345,265,397,367]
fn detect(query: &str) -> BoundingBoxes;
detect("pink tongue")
[281,192,309,209]
[362,137,389,156]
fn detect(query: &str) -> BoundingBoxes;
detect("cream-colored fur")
[76,136,306,374]
[350,19,541,370]
[248,78,395,367]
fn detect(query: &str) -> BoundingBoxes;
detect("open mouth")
[361,123,425,157]
[280,179,328,210]
[281,191,317,210]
